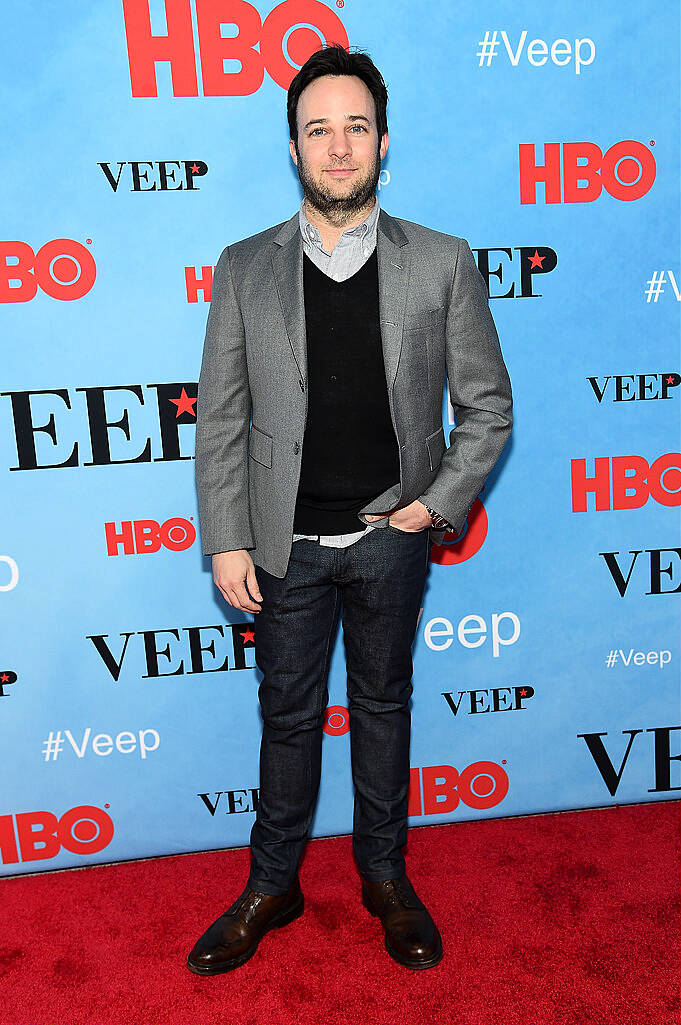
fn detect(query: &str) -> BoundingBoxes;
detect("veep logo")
[408,762,509,816]
[0,670,17,697]
[519,141,656,204]
[442,686,534,717]
[105,517,196,555]
[475,246,558,299]
[198,788,259,815]
[0,240,96,303]
[87,622,256,681]
[571,454,681,511]
[99,160,208,192]
[600,548,681,597]
[122,0,349,97]
[578,727,680,796]
[588,374,680,403]
[0,805,114,865]
[2,382,198,470]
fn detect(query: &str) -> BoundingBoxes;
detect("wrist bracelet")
[425,506,452,530]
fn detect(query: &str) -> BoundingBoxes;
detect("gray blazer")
[195,208,512,578]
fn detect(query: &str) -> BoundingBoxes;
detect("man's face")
[289,73,388,218]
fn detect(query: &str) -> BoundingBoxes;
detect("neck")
[304,196,376,252]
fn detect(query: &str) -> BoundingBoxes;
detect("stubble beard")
[295,141,381,227]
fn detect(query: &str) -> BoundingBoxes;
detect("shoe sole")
[186,893,305,976]
[362,890,444,970]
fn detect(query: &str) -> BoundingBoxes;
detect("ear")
[289,138,298,166]
[379,132,389,161]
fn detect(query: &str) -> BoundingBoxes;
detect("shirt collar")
[298,196,380,250]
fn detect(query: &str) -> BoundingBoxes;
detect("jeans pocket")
[386,519,426,536]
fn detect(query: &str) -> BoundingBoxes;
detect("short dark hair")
[287,43,388,145]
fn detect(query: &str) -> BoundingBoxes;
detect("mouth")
[324,168,357,177]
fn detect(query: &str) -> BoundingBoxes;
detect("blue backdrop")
[1,0,679,875]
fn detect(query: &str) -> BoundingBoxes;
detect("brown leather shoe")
[187,880,304,975]
[362,874,443,969]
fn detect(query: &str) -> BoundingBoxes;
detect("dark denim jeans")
[247,523,432,895]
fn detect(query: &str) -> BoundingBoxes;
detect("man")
[188,43,512,975]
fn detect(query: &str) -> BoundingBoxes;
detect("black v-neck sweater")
[293,249,400,535]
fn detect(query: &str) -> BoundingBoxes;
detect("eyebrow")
[302,115,371,131]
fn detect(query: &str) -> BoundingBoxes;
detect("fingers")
[246,564,263,603]
[214,578,262,613]
[388,514,426,533]
[212,552,264,613]
[232,580,262,613]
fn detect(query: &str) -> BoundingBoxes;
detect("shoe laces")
[234,888,264,923]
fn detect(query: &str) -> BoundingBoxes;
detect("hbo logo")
[0,806,114,865]
[0,239,96,302]
[520,140,656,204]
[123,0,349,96]
[409,762,509,815]
[105,518,197,556]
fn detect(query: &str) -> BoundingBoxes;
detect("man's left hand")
[365,500,432,532]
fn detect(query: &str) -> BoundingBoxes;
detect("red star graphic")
[667,375,676,385]
[190,163,200,174]
[169,387,197,418]
[0,673,8,683]
[519,688,528,696]
[528,250,545,269]
[240,628,255,644]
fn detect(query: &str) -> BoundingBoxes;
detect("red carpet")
[1,802,678,1025]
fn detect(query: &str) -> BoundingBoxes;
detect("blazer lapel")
[270,206,411,393]
[376,208,411,392]
[271,213,307,385]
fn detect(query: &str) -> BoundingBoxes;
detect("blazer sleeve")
[194,245,254,556]
[417,237,513,533]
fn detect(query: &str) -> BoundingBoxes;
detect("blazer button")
[293,442,300,454]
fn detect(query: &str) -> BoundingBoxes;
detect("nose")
[328,130,352,162]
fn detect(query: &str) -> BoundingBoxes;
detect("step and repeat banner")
[1,1,679,875]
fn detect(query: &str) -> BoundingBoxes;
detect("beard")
[295,141,381,225]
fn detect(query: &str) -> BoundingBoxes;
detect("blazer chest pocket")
[426,425,445,471]
[249,425,273,467]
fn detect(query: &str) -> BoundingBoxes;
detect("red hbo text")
[519,141,656,204]
[105,518,197,555]
[0,240,96,303]
[0,806,114,865]
[185,264,214,303]
[571,454,681,512]
[122,0,349,96]
[408,762,509,815]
